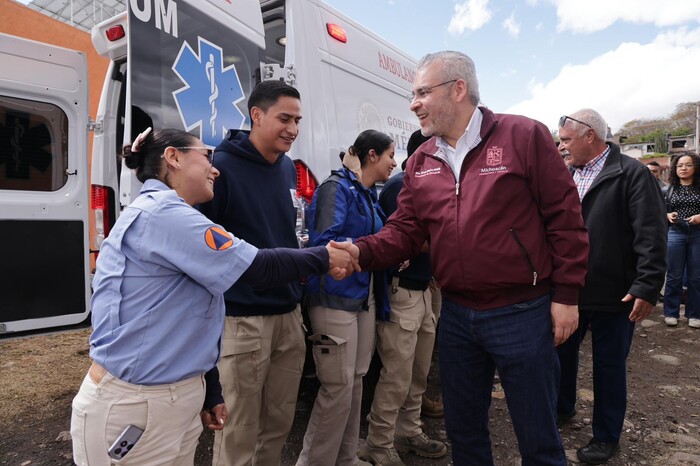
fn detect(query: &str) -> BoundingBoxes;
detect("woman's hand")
[668,212,679,223]
[686,214,698,225]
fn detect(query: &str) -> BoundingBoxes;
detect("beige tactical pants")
[296,292,376,466]
[213,307,306,466]
[366,280,436,448]
[71,367,204,466]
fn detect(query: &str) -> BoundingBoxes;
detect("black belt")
[397,276,431,291]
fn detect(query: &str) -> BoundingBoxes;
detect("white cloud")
[505,27,700,132]
[503,12,521,38]
[535,22,543,31]
[448,0,492,36]
[549,0,700,33]
[526,0,539,5]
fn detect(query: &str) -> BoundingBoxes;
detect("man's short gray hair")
[566,109,608,142]
[417,51,480,106]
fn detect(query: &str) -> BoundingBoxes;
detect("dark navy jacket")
[379,172,432,285]
[196,130,301,316]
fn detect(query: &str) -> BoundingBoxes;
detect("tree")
[669,102,697,130]
[616,101,697,150]
[550,128,559,143]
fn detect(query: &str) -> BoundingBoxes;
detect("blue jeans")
[438,295,565,466]
[557,310,635,443]
[664,223,700,319]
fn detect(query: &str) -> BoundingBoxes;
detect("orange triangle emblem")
[205,226,234,251]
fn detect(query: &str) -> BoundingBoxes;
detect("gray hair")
[417,51,480,106]
[566,108,608,142]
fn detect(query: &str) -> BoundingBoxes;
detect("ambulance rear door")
[0,34,90,334]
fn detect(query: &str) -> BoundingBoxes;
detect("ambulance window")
[0,95,69,192]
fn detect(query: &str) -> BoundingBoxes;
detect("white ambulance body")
[0,0,417,333]
[90,0,418,245]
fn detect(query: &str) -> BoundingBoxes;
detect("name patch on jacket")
[480,146,508,176]
[414,167,441,178]
[205,226,234,251]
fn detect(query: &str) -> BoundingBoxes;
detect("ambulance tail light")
[326,23,347,43]
[105,25,125,42]
[294,160,318,204]
[91,184,111,249]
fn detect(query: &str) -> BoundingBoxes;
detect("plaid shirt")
[572,146,610,199]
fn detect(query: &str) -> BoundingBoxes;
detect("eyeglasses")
[559,115,592,129]
[408,80,457,102]
[176,147,214,164]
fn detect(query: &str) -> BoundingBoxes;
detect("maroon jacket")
[356,107,588,310]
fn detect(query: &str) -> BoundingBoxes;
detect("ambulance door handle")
[66,169,77,176]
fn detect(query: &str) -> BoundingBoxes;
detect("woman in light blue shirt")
[71,128,354,466]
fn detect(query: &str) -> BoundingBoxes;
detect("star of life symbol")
[172,37,245,146]
[486,146,503,166]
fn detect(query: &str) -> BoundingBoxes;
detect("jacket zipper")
[359,188,376,233]
[509,228,538,286]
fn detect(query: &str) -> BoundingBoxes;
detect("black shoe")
[556,410,576,427]
[576,439,619,464]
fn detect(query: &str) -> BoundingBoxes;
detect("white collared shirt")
[435,107,483,177]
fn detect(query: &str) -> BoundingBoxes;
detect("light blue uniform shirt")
[89,179,258,385]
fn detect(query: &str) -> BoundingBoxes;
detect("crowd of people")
[71,49,686,466]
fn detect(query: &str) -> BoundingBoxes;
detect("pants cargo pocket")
[221,336,263,397]
[309,333,348,385]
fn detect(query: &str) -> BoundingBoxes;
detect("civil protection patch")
[205,226,233,251]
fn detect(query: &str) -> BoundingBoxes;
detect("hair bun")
[123,145,143,170]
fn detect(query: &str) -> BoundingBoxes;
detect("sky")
[324,0,700,133]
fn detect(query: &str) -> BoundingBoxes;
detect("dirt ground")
[1,307,699,466]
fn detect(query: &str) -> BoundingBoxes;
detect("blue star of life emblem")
[172,37,245,146]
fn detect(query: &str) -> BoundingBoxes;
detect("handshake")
[325,240,361,280]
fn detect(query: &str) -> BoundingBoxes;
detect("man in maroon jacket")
[346,51,589,465]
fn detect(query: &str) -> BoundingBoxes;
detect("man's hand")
[201,403,228,431]
[623,294,654,322]
[551,302,579,346]
[330,240,360,264]
[326,240,361,279]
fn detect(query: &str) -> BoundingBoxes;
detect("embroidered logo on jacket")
[480,146,508,176]
[486,146,503,166]
[205,226,234,251]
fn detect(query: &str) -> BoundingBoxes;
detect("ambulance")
[0,0,417,333]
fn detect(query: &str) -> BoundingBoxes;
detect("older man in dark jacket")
[557,109,666,465]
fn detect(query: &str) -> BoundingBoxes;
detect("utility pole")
[696,101,699,155]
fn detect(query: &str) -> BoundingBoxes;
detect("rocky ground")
[0,307,698,465]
